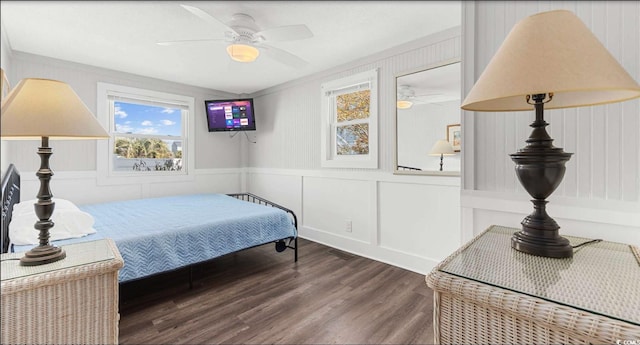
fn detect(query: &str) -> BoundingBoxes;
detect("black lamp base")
[509,93,574,259]
[510,198,573,258]
[20,245,66,266]
[511,229,572,258]
[19,136,67,266]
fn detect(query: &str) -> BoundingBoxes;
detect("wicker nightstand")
[1,239,124,345]
[426,225,640,344]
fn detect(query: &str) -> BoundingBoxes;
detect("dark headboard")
[1,164,20,253]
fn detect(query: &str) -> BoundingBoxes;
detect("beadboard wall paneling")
[6,52,242,173]
[468,1,640,202]
[248,27,462,172]
[249,82,320,170]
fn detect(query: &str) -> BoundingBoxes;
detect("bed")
[1,164,298,283]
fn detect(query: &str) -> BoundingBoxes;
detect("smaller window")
[321,69,378,168]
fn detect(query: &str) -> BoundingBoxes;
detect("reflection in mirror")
[395,60,461,175]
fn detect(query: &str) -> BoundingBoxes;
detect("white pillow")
[9,198,97,245]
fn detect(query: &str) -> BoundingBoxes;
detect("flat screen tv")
[204,98,256,132]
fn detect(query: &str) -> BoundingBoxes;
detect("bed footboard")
[227,193,298,262]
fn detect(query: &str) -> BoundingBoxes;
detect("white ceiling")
[0,1,461,95]
[397,61,461,105]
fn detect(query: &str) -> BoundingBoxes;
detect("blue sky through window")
[114,101,181,136]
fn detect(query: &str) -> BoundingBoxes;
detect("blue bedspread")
[12,194,297,282]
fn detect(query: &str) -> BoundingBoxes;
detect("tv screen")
[204,98,256,132]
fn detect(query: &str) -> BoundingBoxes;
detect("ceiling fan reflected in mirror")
[157,4,314,67]
[397,85,449,109]
[397,85,415,109]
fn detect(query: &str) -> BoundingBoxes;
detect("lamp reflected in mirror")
[428,139,455,171]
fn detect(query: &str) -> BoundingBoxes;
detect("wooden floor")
[118,238,435,344]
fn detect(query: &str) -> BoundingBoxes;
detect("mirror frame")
[394,57,462,176]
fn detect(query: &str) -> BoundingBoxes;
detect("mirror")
[395,60,461,175]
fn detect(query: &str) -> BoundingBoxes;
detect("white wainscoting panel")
[246,169,462,274]
[463,190,640,245]
[302,176,373,244]
[378,181,461,261]
[246,172,303,222]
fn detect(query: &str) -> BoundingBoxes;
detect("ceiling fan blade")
[156,38,225,46]
[258,43,308,68]
[180,4,238,35]
[257,24,313,42]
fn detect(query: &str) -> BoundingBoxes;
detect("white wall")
[398,100,461,172]
[245,27,463,274]
[461,1,640,245]
[2,52,246,204]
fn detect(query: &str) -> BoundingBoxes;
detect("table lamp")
[1,78,109,266]
[428,139,455,171]
[461,10,640,258]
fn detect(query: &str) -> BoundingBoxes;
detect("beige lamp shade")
[429,139,455,156]
[1,78,109,140]
[461,10,640,112]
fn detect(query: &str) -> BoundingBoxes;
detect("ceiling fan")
[397,85,456,109]
[157,4,313,67]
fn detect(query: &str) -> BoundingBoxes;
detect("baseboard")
[299,225,442,276]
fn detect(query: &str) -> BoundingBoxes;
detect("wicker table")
[1,239,124,345]
[426,225,640,344]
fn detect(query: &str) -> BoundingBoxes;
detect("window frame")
[96,82,195,185]
[320,69,379,169]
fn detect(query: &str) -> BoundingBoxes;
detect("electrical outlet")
[345,219,352,232]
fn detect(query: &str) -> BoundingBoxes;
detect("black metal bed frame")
[1,165,299,287]
[227,192,298,262]
[1,164,20,254]
[397,165,422,171]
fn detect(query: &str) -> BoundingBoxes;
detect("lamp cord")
[572,239,602,249]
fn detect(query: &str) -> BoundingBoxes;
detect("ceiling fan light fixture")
[226,44,259,62]
[397,100,413,109]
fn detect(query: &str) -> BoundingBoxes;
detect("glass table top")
[439,225,640,326]
[1,239,115,281]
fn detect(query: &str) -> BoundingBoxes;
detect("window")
[321,69,378,168]
[97,83,195,185]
